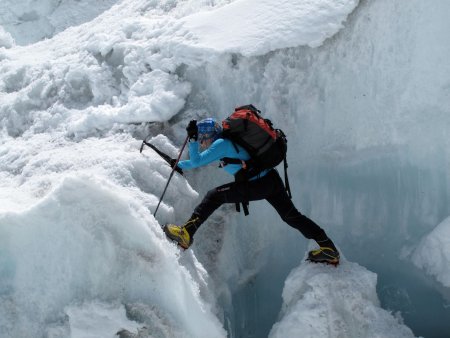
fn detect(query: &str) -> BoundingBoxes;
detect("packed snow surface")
[182,0,359,55]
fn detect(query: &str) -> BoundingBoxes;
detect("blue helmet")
[197,118,222,142]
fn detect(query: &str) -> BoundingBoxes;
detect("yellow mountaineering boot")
[163,224,191,249]
[307,247,340,266]
[163,215,202,250]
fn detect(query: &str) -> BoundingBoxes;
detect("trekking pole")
[153,135,189,217]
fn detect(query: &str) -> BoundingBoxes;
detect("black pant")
[193,169,328,241]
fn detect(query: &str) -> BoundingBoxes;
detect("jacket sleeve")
[178,139,227,170]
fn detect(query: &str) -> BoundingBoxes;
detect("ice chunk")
[412,217,450,288]
[269,259,415,338]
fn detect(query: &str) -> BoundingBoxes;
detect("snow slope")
[0,173,224,337]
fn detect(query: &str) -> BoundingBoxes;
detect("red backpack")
[221,105,292,214]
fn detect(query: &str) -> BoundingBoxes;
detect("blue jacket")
[178,138,270,178]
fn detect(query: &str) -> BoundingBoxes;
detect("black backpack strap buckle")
[220,157,247,168]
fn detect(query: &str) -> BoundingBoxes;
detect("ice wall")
[178,0,450,336]
[182,0,450,244]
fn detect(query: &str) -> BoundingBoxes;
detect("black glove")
[186,120,198,141]
[169,159,184,175]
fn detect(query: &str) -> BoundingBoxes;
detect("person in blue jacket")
[163,118,340,265]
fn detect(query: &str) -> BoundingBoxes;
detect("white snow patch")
[66,302,140,338]
[68,70,191,135]
[412,217,450,288]
[0,26,14,48]
[269,259,416,338]
[0,132,196,218]
[182,0,359,56]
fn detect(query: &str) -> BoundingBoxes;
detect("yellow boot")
[163,224,191,249]
[163,215,201,249]
[307,247,340,266]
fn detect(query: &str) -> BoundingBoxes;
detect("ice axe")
[140,134,189,217]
